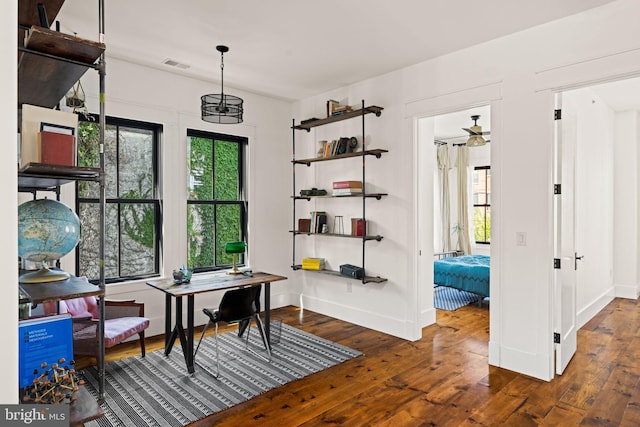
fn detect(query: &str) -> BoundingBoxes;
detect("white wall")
[2,0,18,403]
[613,111,640,298]
[293,0,640,380]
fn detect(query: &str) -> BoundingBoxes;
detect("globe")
[18,198,81,283]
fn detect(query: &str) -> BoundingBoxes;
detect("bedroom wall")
[294,0,640,380]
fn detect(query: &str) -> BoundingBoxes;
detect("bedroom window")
[187,129,247,272]
[473,166,491,244]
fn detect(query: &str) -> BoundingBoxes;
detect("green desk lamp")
[225,241,246,275]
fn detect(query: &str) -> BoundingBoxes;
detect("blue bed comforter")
[434,255,490,297]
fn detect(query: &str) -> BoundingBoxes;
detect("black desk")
[146,271,287,374]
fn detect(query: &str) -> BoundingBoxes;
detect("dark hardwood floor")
[78,297,640,426]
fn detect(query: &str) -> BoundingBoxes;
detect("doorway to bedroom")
[420,105,492,315]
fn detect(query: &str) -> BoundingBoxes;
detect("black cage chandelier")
[201,45,244,124]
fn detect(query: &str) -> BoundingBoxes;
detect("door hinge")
[554,109,562,120]
[554,258,561,269]
[554,332,561,343]
[554,184,561,195]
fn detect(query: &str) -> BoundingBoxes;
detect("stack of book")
[332,180,363,196]
[301,257,325,270]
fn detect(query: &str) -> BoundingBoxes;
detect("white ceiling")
[56,0,618,101]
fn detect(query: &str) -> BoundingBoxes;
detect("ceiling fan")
[462,115,490,146]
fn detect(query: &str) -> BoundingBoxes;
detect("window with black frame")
[187,129,247,272]
[76,116,162,282]
[473,166,491,244]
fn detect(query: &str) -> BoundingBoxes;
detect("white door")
[553,97,578,375]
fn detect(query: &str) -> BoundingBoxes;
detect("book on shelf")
[20,104,78,168]
[351,218,367,237]
[332,180,363,189]
[298,218,311,233]
[39,130,75,166]
[301,257,325,270]
[19,314,74,389]
[332,188,363,196]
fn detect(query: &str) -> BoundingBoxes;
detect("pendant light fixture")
[201,45,244,124]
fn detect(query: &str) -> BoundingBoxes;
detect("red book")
[333,180,363,189]
[39,131,75,166]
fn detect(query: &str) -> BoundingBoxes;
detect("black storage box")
[339,264,364,279]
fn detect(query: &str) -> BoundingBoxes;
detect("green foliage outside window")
[188,134,244,270]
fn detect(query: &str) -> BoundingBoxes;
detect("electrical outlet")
[516,232,527,246]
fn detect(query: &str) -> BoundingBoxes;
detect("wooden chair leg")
[139,331,146,357]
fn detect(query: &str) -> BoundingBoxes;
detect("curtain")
[437,144,451,252]
[456,146,472,254]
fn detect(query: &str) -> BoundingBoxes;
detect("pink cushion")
[73,317,150,349]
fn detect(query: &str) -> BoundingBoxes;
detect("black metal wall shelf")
[291,100,387,284]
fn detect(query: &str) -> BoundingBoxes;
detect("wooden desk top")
[146,271,287,297]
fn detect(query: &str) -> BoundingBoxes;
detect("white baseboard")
[577,289,615,330]
[300,294,422,341]
[614,283,639,300]
[496,344,553,381]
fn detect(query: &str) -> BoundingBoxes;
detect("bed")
[433,254,490,298]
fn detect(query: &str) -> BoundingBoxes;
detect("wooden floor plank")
[77,297,640,426]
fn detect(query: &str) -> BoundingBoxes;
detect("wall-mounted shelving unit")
[291,101,388,284]
[17,0,107,422]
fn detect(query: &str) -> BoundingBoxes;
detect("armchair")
[43,297,150,358]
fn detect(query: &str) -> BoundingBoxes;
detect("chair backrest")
[218,286,261,323]
[43,297,99,319]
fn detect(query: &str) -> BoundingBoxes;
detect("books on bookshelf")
[19,314,74,388]
[302,257,325,270]
[332,180,363,195]
[310,211,328,233]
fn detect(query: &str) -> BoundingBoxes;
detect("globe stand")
[19,264,70,284]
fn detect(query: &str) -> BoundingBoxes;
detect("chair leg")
[194,321,210,359]
[139,331,146,357]
[214,322,220,378]
[245,314,271,362]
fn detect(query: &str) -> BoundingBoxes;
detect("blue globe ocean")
[18,198,80,267]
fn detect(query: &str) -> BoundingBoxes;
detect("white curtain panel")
[456,146,472,254]
[437,145,451,252]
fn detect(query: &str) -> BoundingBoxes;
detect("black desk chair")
[195,286,271,377]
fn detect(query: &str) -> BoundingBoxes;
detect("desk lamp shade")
[225,241,246,274]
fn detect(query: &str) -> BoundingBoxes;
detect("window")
[187,129,247,272]
[472,166,491,244]
[76,116,162,282]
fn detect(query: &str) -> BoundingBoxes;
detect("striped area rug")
[82,323,362,427]
[434,285,483,311]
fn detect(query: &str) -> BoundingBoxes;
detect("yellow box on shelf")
[301,257,325,270]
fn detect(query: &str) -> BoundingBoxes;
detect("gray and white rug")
[434,285,483,311]
[83,323,362,427]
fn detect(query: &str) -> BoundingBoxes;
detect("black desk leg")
[265,282,271,348]
[174,297,188,359]
[165,294,176,355]
[186,295,195,374]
